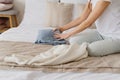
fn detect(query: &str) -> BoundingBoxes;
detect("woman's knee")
[87,42,109,57]
[87,44,103,57]
[87,39,120,57]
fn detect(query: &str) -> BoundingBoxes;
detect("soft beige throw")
[4,43,88,66]
[1,41,120,73]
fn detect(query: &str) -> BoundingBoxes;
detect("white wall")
[14,0,25,24]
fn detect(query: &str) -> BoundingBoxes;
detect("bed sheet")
[0,71,120,80]
[0,25,52,43]
[0,25,95,43]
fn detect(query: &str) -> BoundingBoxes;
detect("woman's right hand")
[53,27,64,33]
[54,33,71,39]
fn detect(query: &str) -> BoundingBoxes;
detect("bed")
[0,0,120,80]
[0,71,120,80]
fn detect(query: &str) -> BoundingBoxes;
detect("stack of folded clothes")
[0,0,13,11]
[35,29,69,45]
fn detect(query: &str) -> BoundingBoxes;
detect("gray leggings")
[69,29,120,57]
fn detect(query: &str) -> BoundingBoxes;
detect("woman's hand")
[54,33,71,39]
[53,27,64,33]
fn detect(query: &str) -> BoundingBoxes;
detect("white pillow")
[21,0,61,27]
[0,3,13,11]
[20,0,49,27]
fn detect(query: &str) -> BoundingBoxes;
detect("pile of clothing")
[0,0,13,32]
[0,0,13,11]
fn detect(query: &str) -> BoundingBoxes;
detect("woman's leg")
[69,29,103,44]
[88,38,120,57]
[69,29,120,57]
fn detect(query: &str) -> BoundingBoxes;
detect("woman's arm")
[59,2,92,32]
[68,1,111,36]
[55,1,111,39]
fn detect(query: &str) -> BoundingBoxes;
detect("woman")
[54,0,120,57]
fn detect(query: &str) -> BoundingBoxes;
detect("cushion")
[0,3,13,11]
[21,0,49,27]
[45,2,74,27]
[20,0,49,26]
[0,0,13,4]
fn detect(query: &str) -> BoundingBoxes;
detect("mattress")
[0,71,120,80]
[0,25,53,43]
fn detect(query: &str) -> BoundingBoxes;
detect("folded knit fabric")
[35,29,69,45]
[0,0,13,4]
[0,3,13,11]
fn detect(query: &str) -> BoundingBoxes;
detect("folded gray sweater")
[35,29,69,45]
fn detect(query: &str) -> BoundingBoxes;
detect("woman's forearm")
[60,2,92,32]
[60,16,87,31]
[69,20,91,36]
[69,1,110,37]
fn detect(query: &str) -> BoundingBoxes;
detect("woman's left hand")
[54,33,71,39]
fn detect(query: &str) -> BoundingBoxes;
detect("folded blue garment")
[35,29,69,45]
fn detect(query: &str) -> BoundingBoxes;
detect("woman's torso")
[90,0,120,39]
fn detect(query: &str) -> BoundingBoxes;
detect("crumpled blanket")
[4,43,88,66]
